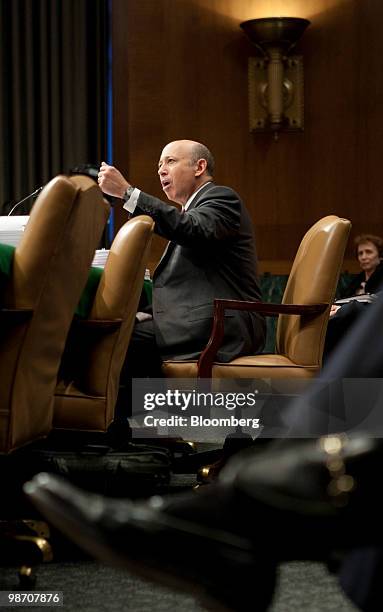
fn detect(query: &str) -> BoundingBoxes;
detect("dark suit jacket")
[134,183,265,361]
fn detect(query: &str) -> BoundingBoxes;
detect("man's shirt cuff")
[123,188,141,214]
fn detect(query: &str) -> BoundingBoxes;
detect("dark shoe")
[222,434,378,511]
[220,434,383,553]
[24,473,276,612]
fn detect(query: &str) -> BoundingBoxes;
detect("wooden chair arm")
[197,299,329,378]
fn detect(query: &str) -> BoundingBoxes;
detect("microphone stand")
[7,186,43,216]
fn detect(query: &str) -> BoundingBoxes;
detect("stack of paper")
[0,215,29,246]
[92,249,110,268]
[335,293,377,305]
[0,220,112,269]
[0,218,151,280]
[91,249,151,280]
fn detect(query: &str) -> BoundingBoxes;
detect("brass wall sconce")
[240,17,310,138]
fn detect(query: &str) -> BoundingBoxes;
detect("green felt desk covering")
[76,266,103,317]
[0,243,14,280]
[0,243,152,318]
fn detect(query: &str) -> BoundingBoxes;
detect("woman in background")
[325,234,383,360]
[341,233,383,298]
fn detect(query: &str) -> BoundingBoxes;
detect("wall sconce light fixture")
[240,17,310,138]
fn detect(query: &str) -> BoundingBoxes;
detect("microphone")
[7,186,44,216]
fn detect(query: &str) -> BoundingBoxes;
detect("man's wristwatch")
[123,186,135,202]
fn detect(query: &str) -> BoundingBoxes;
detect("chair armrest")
[197,299,329,378]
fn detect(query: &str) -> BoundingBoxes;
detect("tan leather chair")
[53,215,155,432]
[163,216,351,382]
[0,175,110,453]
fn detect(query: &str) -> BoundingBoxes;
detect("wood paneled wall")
[112,0,383,273]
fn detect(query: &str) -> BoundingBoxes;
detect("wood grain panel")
[112,0,383,268]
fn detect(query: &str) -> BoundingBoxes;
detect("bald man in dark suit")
[98,140,265,385]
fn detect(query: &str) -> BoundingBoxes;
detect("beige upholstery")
[163,216,351,381]
[0,175,110,453]
[53,215,155,431]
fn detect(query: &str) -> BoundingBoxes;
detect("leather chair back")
[53,215,154,431]
[276,215,351,367]
[0,175,109,452]
[163,215,352,380]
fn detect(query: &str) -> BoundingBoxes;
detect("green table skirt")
[0,243,152,317]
